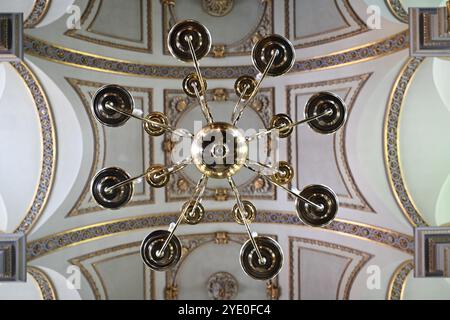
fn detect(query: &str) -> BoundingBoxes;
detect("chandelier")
[90,18,347,281]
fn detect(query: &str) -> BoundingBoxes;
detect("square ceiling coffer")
[0,13,23,62]
[0,233,26,282]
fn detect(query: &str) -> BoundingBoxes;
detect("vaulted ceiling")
[0,0,450,300]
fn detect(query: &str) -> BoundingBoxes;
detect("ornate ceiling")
[0,0,450,300]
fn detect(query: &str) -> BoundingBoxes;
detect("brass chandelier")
[90,18,347,280]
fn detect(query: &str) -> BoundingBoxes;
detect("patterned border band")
[28,266,57,300]
[24,31,409,79]
[24,0,51,29]
[26,211,414,261]
[11,61,56,234]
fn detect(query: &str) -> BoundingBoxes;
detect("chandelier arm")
[234,50,279,128]
[156,174,208,257]
[105,102,193,138]
[186,37,214,123]
[231,85,250,124]
[227,177,266,264]
[246,159,282,175]
[245,108,333,141]
[154,157,193,180]
[192,83,214,124]
[243,164,324,211]
[103,172,147,194]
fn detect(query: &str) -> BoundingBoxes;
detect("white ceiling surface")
[0,63,41,231]
[400,58,450,226]
[1,0,450,299]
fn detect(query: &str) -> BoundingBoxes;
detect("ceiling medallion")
[90,19,347,280]
[202,0,234,17]
[207,272,238,300]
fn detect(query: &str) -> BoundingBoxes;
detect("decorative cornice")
[26,211,414,261]
[386,259,413,300]
[23,31,409,79]
[385,0,408,24]
[10,61,56,234]
[384,57,428,227]
[24,0,51,29]
[28,266,57,300]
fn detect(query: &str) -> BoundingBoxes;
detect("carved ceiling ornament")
[162,0,273,57]
[202,0,234,17]
[207,272,239,300]
[164,232,279,300]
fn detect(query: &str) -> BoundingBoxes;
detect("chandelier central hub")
[191,122,248,179]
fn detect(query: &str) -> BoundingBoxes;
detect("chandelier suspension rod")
[231,85,250,125]
[246,108,333,141]
[192,83,214,124]
[104,172,148,194]
[156,174,208,257]
[105,102,193,138]
[244,164,324,211]
[233,50,279,127]
[186,36,214,124]
[227,177,266,265]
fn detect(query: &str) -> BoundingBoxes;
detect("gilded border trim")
[10,61,56,234]
[288,237,373,300]
[286,0,369,49]
[386,259,414,300]
[28,266,58,300]
[23,31,409,79]
[70,243,141,300]
[384,57,428,227]
[286,73,374,212]
[385,0,408,24]
[65,78,155,217]
[24,0,51,29]
[26,211,414,262]
[64,0,153,53]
